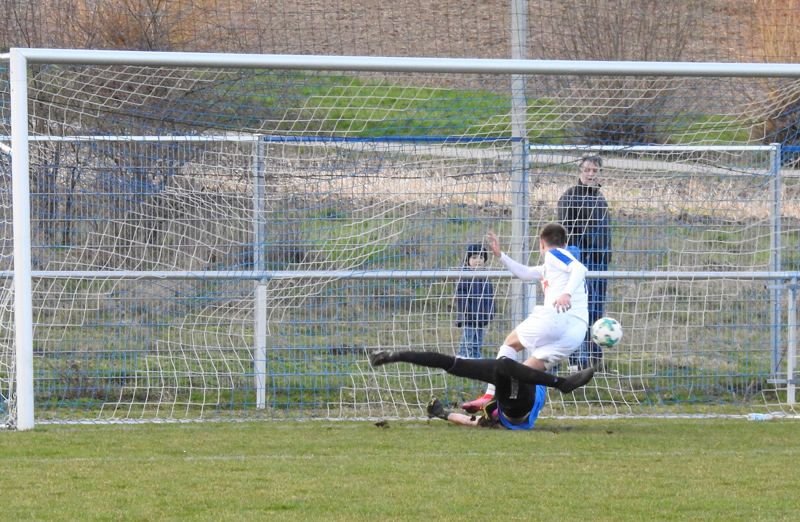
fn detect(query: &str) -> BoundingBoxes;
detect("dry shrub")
[548,0,700,144]
[745,1,800,163]
[751,0,800,63]
[553,0,698,62]
[66,0,258,51]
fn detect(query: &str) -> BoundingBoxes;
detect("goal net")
[1,50,799,427]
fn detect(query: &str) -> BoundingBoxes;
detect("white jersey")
[498,249,589,324]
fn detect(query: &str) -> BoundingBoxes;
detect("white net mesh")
[1,57,799,425]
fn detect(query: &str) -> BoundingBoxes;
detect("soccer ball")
[591,317,623,347]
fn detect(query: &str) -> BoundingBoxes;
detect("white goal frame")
[7,48,800,430]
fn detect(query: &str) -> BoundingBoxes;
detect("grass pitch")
[1,418,797,521]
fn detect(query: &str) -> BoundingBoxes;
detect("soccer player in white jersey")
[462,222,590,413]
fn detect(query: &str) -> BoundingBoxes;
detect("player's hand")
[487,231,502,258]
[553,294,572,312]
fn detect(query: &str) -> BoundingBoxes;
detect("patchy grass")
[1,419,797,522]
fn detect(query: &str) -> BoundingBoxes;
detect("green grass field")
[2,418,797,521]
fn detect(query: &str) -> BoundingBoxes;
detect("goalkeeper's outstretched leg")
[368,350,595,429]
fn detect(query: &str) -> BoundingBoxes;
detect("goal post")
[9,48,34,431]
[3,48,800,429]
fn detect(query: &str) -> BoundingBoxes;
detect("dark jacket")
[556,182,611,271]
[456,244,495,328]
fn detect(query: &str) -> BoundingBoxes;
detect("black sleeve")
[557,189,581,243]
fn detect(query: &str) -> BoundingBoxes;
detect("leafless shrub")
[744,1,800,164]
[543,0,699,144]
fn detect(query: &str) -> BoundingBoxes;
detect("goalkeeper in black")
[369,350,595,429]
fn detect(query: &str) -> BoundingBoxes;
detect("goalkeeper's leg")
[494,356,596,394]
[369,350,593,392]
[369,349,496,383]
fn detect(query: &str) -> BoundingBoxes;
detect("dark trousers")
[392,351,556,418]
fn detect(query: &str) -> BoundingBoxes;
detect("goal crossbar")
[11,47,800,77]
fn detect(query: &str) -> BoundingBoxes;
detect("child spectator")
[455,243,495,359]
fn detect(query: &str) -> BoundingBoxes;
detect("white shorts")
[515,306,588,370]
